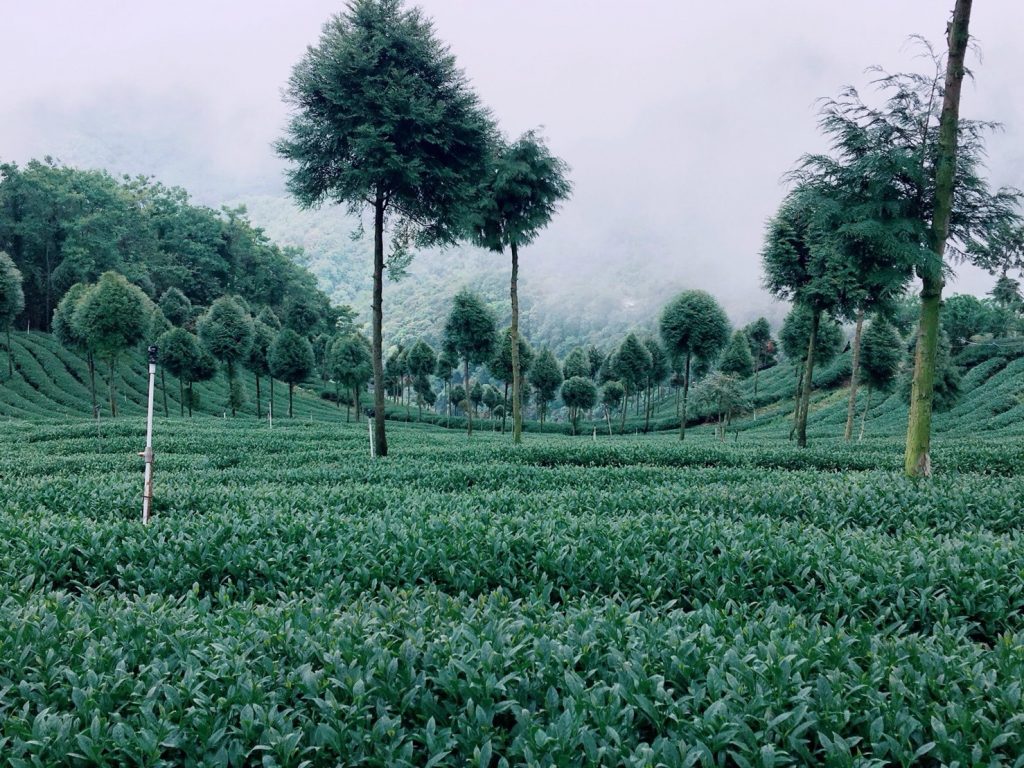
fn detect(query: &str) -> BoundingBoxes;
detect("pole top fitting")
[148,345,159,365]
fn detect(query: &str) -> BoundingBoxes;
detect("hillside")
[4,331,1022,445]
[236,196,723,357]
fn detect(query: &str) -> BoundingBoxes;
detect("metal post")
[141,345,157,525]
[368,417,376,458]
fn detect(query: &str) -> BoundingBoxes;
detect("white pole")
[368,417,375,458]
[141,346,157,525]
[269,399,273,429]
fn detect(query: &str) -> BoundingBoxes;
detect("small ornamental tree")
[269,328,314,418]
[659,290,729,440]
[277,0,495,458]
[450,384,466,416]
[248,320,274,419]
[587,346,605,378]
[990,271,1023,314]
[857,316,903,439]
[470,381,484,416]
[414,375,437,417]
[158,287,193,328]
[0,251,25,379]
[529,347,563,427]
[744,317,776,396]
[159,327,216,417]
[562,348,591,380]
[442,289,497,437]
[435,349,458,425]
[561,376,597,435]
[74,271,147,417]
[719,330,754,380]
[469,130,571,444]
[762,186,861,446]
[53,283,99,416]
[406,339,437,421]
[489,327,534,433]
[197,296,253,416]
[694,372,749,442]
[384,345,407,404]
[329,332,373,422]
[613,334,651,428]
[779,305,843,440]
[600,380,624,435]
[641,338,668,432]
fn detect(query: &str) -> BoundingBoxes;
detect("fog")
[3,1,1023,322]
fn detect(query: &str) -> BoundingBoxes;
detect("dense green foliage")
[0,250,25,378]
[0,161,335,333]
[269,329,315,418]
[1,417,1023,765]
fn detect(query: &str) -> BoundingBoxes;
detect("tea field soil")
[1,417,1022,766]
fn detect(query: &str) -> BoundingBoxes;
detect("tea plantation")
[2,408,1023,766]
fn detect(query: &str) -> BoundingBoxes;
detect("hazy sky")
[3,1,1023,318]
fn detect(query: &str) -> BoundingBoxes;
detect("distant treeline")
[0,159,339,335]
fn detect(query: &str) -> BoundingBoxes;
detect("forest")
[1,0,1023,764]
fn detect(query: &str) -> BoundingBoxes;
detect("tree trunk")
[464,359,473,437]
[270,377,275,420]
[510,241,524,444]
[679,353,691,441]
[179,377,185,418]
[643,385,651,432]
[108,358,117,418]
[753,352,761,398]
[187,381,193,418]
[789,364,803,441]
[859,384,872,441]
[905,0,971,478]
[288,382,294,418]
[844,308,865,441]
[161,367,168,417]
[5,328,11,379]
[88,353,98,419]
[354,386,361,422]
[256,373,263,420]
[371,191,388,457]
[501,382,509,433]
[226,360,236,417]
[797,310,820,448]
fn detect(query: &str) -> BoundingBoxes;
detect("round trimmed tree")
[269,328,314,418]
[198,296,254,416]
[329,332,373,422]
[442,289,497,437]
[74,271,147,417]
[561,376,597,436]
[658,290,729,440]
[528,346,563,427]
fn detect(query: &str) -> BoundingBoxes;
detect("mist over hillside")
[5,1,1021,351]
